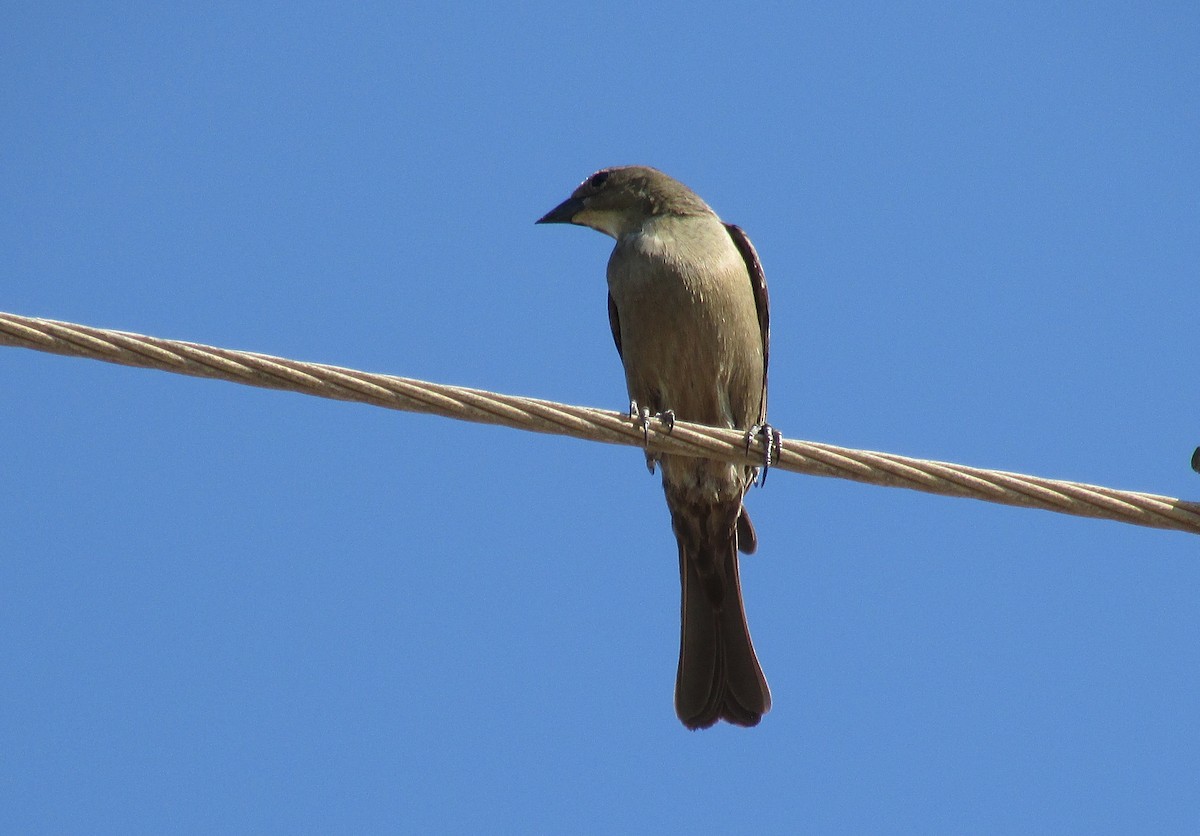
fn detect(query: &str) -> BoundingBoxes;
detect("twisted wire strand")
[3,311,1198,536]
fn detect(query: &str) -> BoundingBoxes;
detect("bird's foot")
[630,401,675,474]
[746,423,783,487]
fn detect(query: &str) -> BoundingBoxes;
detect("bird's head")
[536,166,712,239]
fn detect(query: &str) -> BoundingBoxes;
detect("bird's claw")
[630,401,652,443]
[746,423,783,487]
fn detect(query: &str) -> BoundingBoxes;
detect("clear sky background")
[2,3,1198,833]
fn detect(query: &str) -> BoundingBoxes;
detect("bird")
[537,165,773,729]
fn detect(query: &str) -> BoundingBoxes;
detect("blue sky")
[2,2,1198,832]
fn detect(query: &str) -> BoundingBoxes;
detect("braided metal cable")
[3,311,1198,536]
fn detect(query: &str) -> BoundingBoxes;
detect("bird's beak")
[535,195,585,225]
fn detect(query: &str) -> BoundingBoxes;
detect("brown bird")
[537,166,773,729]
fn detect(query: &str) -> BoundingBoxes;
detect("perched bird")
[537,166,773,729]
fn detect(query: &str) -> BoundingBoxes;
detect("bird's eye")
[588,171,610,189]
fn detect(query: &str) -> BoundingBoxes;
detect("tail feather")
[736,507,757,555]
[670,496,771,729]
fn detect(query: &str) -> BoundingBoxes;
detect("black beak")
[536,195,584,225]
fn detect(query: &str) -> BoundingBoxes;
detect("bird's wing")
[724,223,770,424]
[607,291,623,360]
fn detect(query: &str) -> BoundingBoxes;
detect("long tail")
[668,495,771,729]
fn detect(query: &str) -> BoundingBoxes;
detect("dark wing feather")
[724,223,770,424]
[607,292,623,360]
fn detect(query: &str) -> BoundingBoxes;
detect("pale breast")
[606,215,764,429]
